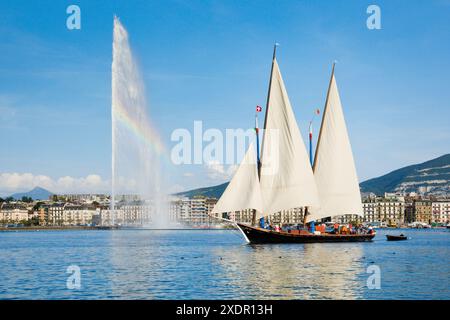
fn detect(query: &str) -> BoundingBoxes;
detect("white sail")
[211,143,264,217]
[310,68,362,221]
[259,59,320,215]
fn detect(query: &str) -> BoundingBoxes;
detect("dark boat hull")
[236,223,375,244]
[386,235,407,241]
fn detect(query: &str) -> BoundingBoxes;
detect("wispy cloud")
[0,172,110,196]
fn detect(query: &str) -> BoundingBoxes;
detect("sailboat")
[211,46,375,243]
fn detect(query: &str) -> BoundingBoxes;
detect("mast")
[255,114,261,172]
[252,43,278,226]
[252,114,261,227]
[303,63,335,227]
[256,45,320,224]
[308,121,313,166]
[313,62,336,171]
[259,43,278,177]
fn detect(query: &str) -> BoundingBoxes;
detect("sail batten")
[310,68,362,221]
[259,59,320,215]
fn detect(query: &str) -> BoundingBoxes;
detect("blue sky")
[0,0,449,195]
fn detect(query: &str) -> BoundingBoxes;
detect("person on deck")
[341,225,348,234]
[334,223,339,234]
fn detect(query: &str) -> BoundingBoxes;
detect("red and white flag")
[256,105,262,112]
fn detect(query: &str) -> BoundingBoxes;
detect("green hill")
[360,154,450,195]
[175,182,228,199]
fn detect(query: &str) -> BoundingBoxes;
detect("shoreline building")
[63,204,98,226]
[362,197,405,226]
[51,194,109,203]
[48,203,65,225]
[431,201,450,224]
[412,200,432,224]
[0,202,29,222]
[2,191,448,227]
[170,197,219,226]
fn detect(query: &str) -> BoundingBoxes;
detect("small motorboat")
[386,234,407,241]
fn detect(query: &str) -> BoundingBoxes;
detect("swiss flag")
[256,105,262,112]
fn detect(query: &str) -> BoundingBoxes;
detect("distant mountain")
[10,187,53,200]
[178,154,450,198]
[360,154,450,196]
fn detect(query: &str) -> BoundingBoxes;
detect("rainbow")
[113,102,167,157]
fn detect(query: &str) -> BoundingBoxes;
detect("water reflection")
[109,230,174,299]
[214,241,365,299]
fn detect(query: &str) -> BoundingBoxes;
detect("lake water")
[0,228,448,300]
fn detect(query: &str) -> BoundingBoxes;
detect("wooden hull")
[237,223,375,244]
[386,235,407,241]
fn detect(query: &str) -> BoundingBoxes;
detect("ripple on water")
[0,229,448,299]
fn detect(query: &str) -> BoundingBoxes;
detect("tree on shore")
[21,196,33,203]
[33,202,44,211]
[24,217,40,226]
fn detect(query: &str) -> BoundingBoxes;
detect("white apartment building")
[269,207,305,225]
[362,199,405,225]
[63,204,98,225]
[189,198,210,225]
[0,203,29,222]
[431,201,450,224]
[170,197,218,225]
[171,198,191,223]
[123,202,153,225]
[98,208,124,226]
[48,203,65,225]
[215,206,305,225]
[98,201,160,226]
[334,214,362,224]
[56,194,108,203]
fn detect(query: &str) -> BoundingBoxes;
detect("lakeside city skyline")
[1,0,449,196]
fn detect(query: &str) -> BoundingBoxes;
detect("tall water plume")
[111,16,169,228]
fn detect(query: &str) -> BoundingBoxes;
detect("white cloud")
[205,161,237,181]
[0,172,110,196]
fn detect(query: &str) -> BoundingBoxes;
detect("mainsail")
[211,143,264,217]
[259,58,320,215]
[310,65,363,221]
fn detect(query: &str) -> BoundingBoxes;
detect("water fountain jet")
[111,16,171,229]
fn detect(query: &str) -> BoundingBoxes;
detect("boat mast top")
[313,61,336,172]
[259,43,279,178]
